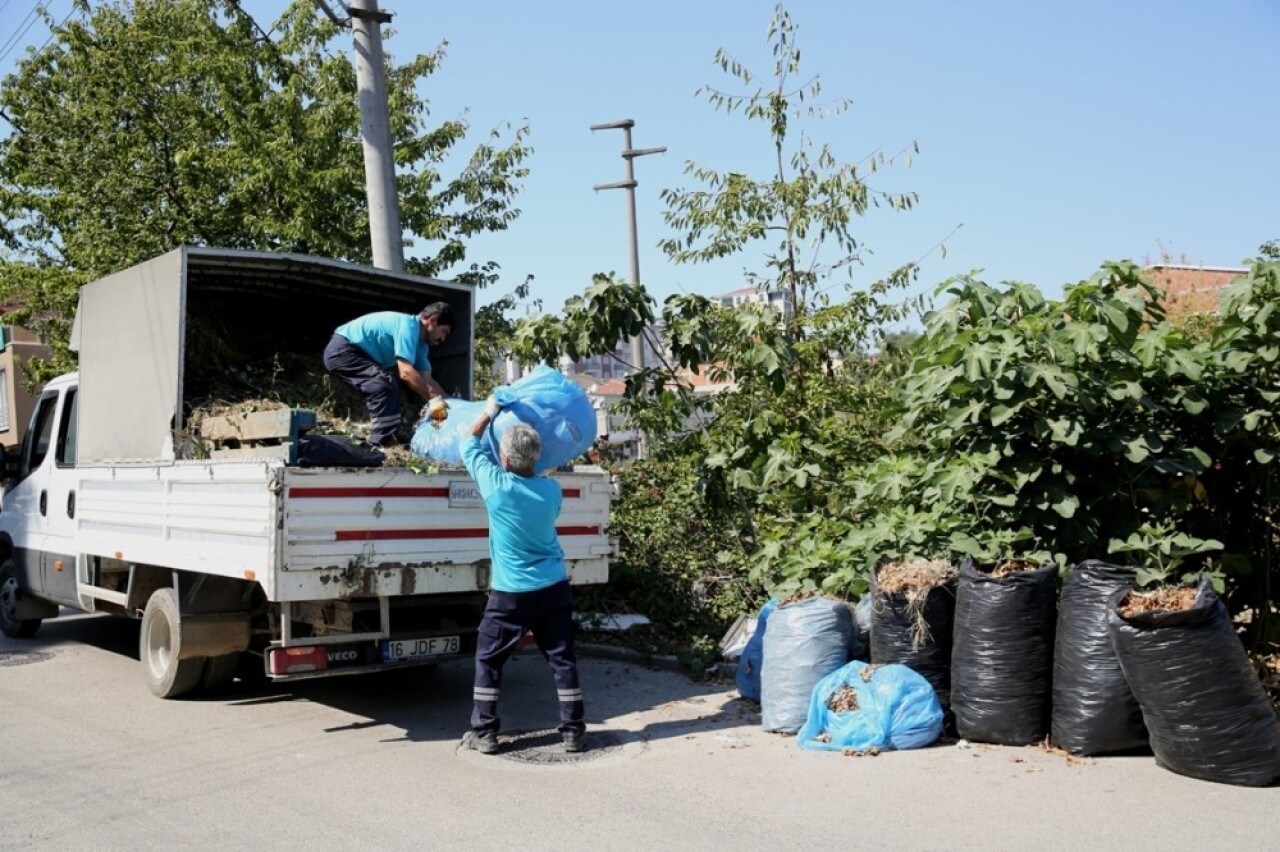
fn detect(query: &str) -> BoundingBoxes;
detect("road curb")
[516,641,686,673]
[580,642,684,672]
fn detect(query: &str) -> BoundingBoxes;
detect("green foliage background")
[511,7,1280,659]
[0,0,530,381]
[1,3,1275,662]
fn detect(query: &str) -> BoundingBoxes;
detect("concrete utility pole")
[346,0,404,271]
[590,119,665,376]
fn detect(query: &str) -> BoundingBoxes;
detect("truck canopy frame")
[69,246,474,465]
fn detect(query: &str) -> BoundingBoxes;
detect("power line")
[0,0,44,66]
[32,1,76,56]
[0,0,77,67]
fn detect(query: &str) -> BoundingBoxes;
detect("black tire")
[199,653,241,693]
[0,557,41,639]
[140,588,204,698]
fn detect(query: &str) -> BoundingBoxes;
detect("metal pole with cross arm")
[589,119,666,377]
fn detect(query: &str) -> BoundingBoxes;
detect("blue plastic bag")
[796,660,944,752]
[410,366,597,473]
[735,598,778,703]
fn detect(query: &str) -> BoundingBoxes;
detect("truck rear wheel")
[0,558,41,639]
[140,588,204,698]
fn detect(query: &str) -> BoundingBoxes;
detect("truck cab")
[0,373,76,636]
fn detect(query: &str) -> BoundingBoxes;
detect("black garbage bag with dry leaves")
[869,560,956,714]
[1051,560,1147,755]
[1108,576,1280,786]
[950,557,1057,745]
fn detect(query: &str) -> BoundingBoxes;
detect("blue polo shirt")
[461,434,567,593]
[334,311,431,372]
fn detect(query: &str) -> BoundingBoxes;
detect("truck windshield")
[22,392,58,477]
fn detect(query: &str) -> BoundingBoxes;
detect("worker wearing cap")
[323,303,454,447]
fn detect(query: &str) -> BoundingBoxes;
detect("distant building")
[509,283,796,460]
[0,324,52,450]
[718,285,793,320]
[1144,264,1245,319]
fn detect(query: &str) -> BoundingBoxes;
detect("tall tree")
[512,5,924,608]
[0,0,529,372]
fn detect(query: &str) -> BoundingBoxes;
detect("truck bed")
[73,458,612,603]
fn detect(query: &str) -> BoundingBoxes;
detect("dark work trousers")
[322,334,402,446]
[472,579,585,736]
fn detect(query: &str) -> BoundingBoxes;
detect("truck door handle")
[39,489,47,516]
[67,491,76,519]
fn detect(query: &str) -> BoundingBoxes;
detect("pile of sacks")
[734,562,1280,787]
[736,595,944,753]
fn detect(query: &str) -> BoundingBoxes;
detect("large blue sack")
[761,596,853,734]
[410,366,597,474]
[797,660,944,752]
[735,598,778,703]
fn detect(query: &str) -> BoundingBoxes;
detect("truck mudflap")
[263,631,478,681]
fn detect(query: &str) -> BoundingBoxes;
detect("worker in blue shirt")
[460,397,586,755]
[323,303,454,446]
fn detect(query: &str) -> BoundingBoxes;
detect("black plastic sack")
[295,434,386,468]
[1108,577,1280,786]
[950,557,1057,745]
[851,596,872,663]
[761,596,853,734]
[869,570,955,713]
[1051,560,1147,755]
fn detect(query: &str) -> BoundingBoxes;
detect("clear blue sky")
[3,0,1278,316]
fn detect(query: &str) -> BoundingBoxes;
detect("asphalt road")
[1,611,1275,851]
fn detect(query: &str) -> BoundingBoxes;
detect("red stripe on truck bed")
[334,525,600,542]
[290,487,449,498]
[290,487,582,498]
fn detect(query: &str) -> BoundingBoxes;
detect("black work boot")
[562,730,586,753]
[464,729,499,755]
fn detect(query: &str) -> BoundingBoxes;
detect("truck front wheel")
[0,558,41,639]
[140,588,204,698]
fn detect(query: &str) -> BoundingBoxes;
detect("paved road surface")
[1,611,1274,851]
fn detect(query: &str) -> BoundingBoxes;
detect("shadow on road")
[8,610,758,748]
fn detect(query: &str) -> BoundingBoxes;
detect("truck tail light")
[269,646,328,675]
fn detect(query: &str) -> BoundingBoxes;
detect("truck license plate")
[381,636,460,663]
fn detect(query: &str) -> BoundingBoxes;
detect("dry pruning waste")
[1116,586,1198,618]
[181,343,428,466]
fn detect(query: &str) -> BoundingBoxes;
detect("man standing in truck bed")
[323,303,455,447]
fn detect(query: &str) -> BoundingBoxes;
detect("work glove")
[427,397,449,423]
[484,396,502,418]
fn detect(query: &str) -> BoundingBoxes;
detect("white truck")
[0,247,612,697]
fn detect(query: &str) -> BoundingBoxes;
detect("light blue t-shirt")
[334,311,431,372]
[461,434,567,593]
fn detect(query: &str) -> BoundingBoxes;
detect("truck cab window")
[56,388,78,466]
[21,392,58,478]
